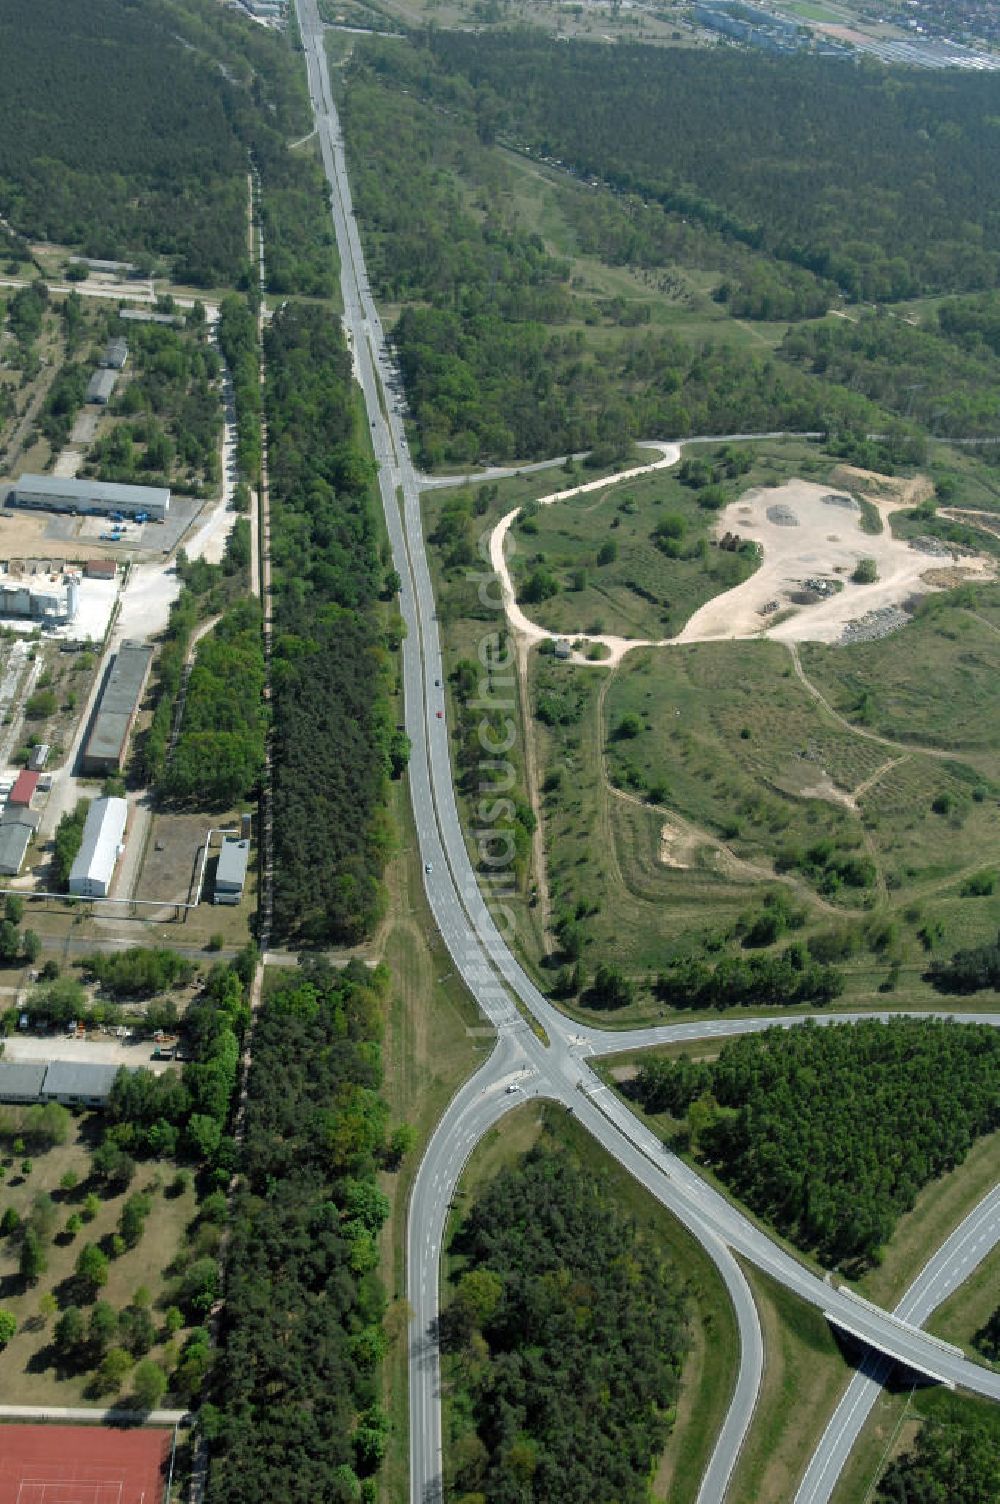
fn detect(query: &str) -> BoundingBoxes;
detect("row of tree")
[631,1018,1000,1266]
[653,944,843,1012]
[103,951,253,1172]
[264,302,401,944]
[204,959,396,1504]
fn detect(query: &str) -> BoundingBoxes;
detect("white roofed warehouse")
[68,797,128,898]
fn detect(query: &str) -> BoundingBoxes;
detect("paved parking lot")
[4,1032,175,1074]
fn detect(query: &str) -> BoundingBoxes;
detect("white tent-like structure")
[68,797,128,899]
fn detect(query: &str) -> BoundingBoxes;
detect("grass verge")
[729,1265,851,1504]
[376,777,494,1504]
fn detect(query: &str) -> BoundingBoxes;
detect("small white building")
[68,796,128,898]
[214,837,249,905]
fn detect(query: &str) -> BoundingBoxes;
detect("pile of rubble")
[839,605,910,645]
[909,535,952,557]
[767,503,798,526]
[802,576,839,598]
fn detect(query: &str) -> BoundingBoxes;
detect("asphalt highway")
[291,5,1000,1498]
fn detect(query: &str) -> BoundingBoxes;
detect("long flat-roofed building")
[68,796,128,898]
[82,642,152,774]
[9,475,170,521]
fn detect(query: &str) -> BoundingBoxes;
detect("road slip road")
[292,5,1000,1498]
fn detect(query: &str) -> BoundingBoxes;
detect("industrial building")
[0,1062,47,1104]
[0,820,33,876]
[100,338,128,370]
[1,806,40,832]
[214,837,249,905]
[82,641,153,774]
[118,307,183,328]
[9,474,170,521]
[68,796,128,898]
[86,369,117,405]
[68,256,138,276]
[42,1061,121,1106]
[0,1059,125,1107]
[0,570,79,626]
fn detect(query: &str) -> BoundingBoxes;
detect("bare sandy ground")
[489,458,994,662]
[678,479,992,645]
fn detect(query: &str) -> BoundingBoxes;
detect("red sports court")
[0,1425,171,1504]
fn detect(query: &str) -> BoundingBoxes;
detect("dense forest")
[392,31,1000,302]
[443,1146,689,1503]
[339,53,923,468]
[204,960,392,1504]
[265,302,402,943]
[875,1414,1000,1504]
[0,0,332,293]
[630,1018,1000,1266]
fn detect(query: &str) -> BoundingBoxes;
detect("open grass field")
[425,427,1000,1023]
[0,1112,199,1405]
[527,627,1000,1019]
[440,1099,741,1504]
[798,583,1000,771]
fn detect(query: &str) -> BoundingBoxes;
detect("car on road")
[506,1082,520,1094]
[435,710,443,718]
[434,678,441,687]
[424,862,432,873]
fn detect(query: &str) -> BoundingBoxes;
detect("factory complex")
[0,565,80,625]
